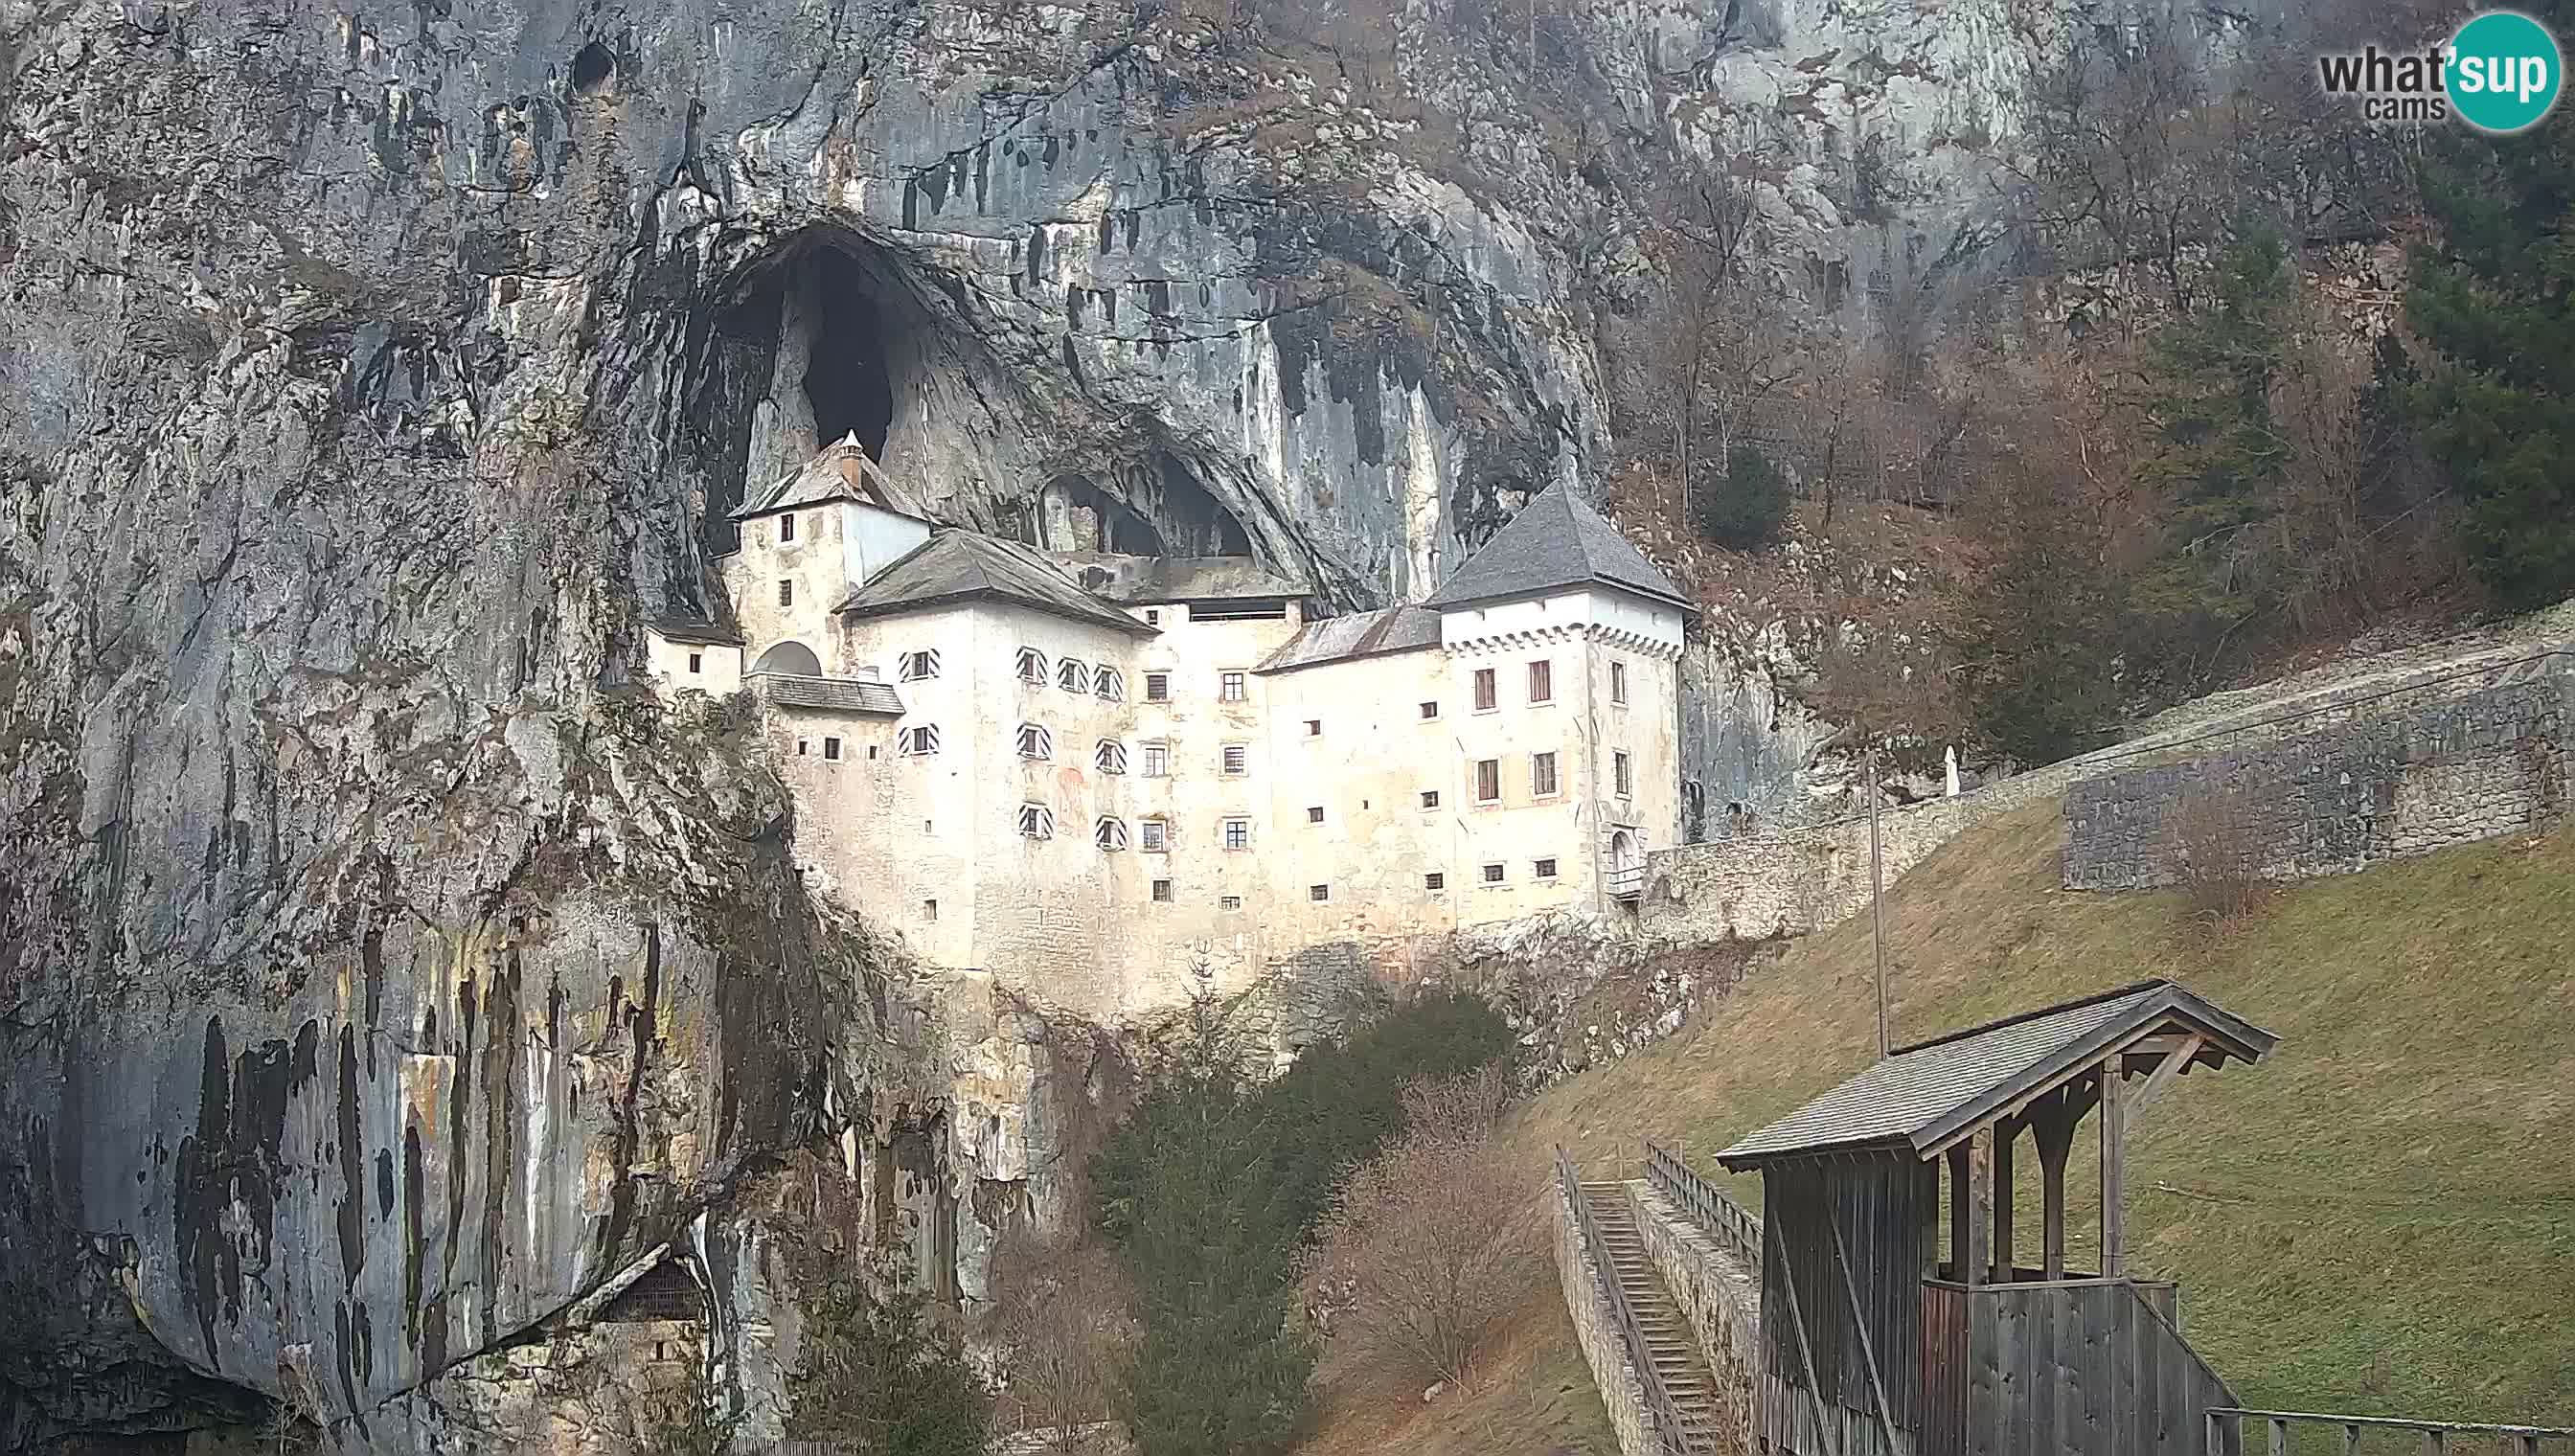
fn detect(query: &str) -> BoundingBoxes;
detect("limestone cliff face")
[0,0,2277,1447]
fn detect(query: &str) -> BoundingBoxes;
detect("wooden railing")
[1607,864,1647,899]
[1556,1145,1697,1455]
[2208,1409,2575,1456]
[1644,1142,1763,1273]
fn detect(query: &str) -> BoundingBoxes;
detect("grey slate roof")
[834,531,1155,637]
[755,673,905,716]
[1715,980,2278,1169]
[1424,484,1693,612]
[731,434,929,521]
[1049,552,1313,604]
[650,617,745,646]
[1256,605,1443,674]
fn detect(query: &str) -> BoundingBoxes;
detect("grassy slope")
[1299,800,2575,1452]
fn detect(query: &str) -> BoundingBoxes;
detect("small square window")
[1151,878,1174,902]
[899,724,941,756]
[1016,647,1048,685]
[1535,857,1559,879]
[1532,750,1559,798]
[900,649,941,681]
[1095,816,1129,852]
[1481,862,1506,884]
[1307,806,1325,824]
[1221,743,1248,776]
[778,580,794,606]
[1219,895,1243,911]
[923,899,939,921]
[1309,883,1331,902]
[1222,817,1251,850]
[1147,609,1161,625]
[1096,739,1129,774]
[1016,723,1054,760]
[780,513,797,543]
[1610,660,1629,705]
[1017,804,1055,839]
[867,744,877,760]
[1475,759,1501,803]
[823,737,843,762]
[1095,667,1126,702]
[687,651,703,673]
[1305,718,1322,737]
[1058,659,1092,694]
[796,739,809,756]
[1472,668,1497,712]
[1145,671,1171,702]
[1420,700,1439,719]
[1424,873,1446,891]
[1142,741,1170,777]
[1421,790,1440,809]
[1141,819,1169,852]
[1528,659,1553,704]
[1220,671,1246,702]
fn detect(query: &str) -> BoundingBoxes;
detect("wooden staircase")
[1581,1180,1733,1452]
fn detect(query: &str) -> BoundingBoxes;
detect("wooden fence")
[2207,1410,2575,1456]
[1557,1146,1698,1456]
[1918,1276,2237,1456]
[1645,1142,1764,1273]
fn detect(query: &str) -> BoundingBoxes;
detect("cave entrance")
[802,250,895,463]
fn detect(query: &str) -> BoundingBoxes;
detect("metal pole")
[1868,748,1889,1057]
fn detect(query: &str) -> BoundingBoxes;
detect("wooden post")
[2031,1090,2075,1279]
[1968,1126,1994,1287]
[1948,1142,1974,1286]
[1992,1116,2017,1284]
[2102,1059,2128,1279]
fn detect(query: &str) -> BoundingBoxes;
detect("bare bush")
[2171,786,2268,930]
[988,1235,1137,1453]
[1303,1070,1538,1388]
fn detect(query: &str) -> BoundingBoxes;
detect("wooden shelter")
[1715,979,2278,1456]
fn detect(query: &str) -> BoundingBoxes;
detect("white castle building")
[648,438,1693,1020]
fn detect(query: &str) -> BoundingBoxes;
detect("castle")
[648,437,1692,1019]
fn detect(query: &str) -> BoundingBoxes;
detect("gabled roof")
[758,674,905,716]
[1256,605,1442,674]
[1424,484,1693,613]
[731,434,928,522]
[1715,980,2277,1169]
[833,531,1155,637]
[1049,553,1313,605]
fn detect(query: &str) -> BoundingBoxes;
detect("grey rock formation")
[0,0,2316,1447]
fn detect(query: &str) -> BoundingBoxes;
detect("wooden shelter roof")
[1715,980,2276,1169]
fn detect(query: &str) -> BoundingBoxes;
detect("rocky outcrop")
[0,0,2331,1448]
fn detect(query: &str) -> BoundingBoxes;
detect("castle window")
[778,580,794,606]
[1058,659,1092,694]
[780,513,797,543]
[1309,884,1331,902]
[1305,719,1322,737]
[1421,790,1440,809]
[899,649,941,681]
[1475,759,1500,804]
[1535,857,1559,879]
[1096,816,1129,852]
[1145,671,1171,702]
[796,739,809,756]
[1531,751,1559,798]
[823,737,843,762]
[1614,751,1633,798]
[1017,804,1055,839]
[1016,647,1048,685]
[1219,671,1246,702]
[1472,669,1497,712]
[923,899,939,921]
[1528,659,1553,704]
[1151,878,1174,901]
[1147,609,1160,626]
[1140,817,1169,852]
[1610,660,1629,705]
[1222,817,1251,850]
[1424,872,1446,891]
[1141,740,1170,777]
[1096,667,1126,702]
[1016,723,1053,760]
[1220,743,1248,776]
[1481,862,1506,883]
[1096,739,1128,775]
[1219,895,1243,911]
[1306,806,1325,824]
[1420,700,1439,719]
[688,652,703,673]
[898,725,941,757]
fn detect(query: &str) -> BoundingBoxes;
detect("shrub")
[1693,445,1791,551]
[2171,786,2267,931]
[786,1252,992,1456]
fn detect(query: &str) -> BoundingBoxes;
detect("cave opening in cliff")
[800,250,897,464]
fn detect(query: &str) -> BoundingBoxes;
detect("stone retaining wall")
[1552,1179,1657,1456]
[1641,645,2575,940]
[2064,670,2573,890]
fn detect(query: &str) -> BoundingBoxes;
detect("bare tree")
[989,1234,1138,1453]
[1302,1070,1537,1389]
[2171,786,2269,933]
[1653,163,1797,521]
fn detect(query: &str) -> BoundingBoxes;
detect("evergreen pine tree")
[2405,42,2575,609]
[786,1253,992,1456]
